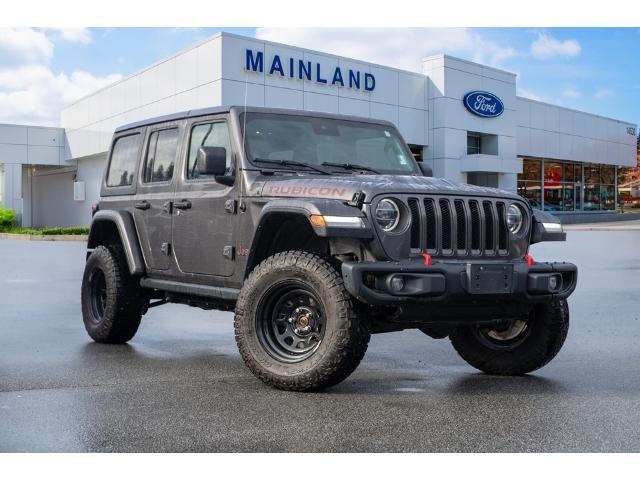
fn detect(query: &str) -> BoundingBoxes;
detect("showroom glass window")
[543,160,582,212]
[517,158,542,209]
[186,122,233,180]
[106,134,140,187]
[584,164,616,211]
[467,133,481,155]
[142,128,179,183]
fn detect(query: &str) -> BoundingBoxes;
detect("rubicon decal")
[463,91,504,118]
[267,185,347,197]
[246,49,376,92]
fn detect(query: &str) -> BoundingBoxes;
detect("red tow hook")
[523,254,535,266]
[421,252,433,266]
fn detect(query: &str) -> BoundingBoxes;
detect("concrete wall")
[423,55,519,190]
[218,33,429,146]
[61,36,224,159]
[0,124,65,166]
[61,32,430,159]
[30,154,106,227]
[516,97,637,166]
[0,123,66,223]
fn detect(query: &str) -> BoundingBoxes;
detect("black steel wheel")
[257,283,326,362]
[472,317,531,350]
[234,251,370,391]
[89,268,107,323]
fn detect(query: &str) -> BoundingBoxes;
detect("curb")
[564,226,640,231]
[0,233,88,242]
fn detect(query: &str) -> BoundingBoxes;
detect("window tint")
[106,134,140,187]
[143,128,178,183]
[187,122,232,180]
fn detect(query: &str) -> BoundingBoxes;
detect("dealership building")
[0,31,637,227]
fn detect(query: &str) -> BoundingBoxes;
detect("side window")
[106,134,140,187]
[143,128,178,183]
[186,122,232,180]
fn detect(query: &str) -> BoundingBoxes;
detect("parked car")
[81,106,577,391]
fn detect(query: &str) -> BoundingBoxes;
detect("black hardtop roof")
[114,106,397,133]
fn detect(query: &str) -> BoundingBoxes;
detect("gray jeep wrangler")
[81,106,577,391]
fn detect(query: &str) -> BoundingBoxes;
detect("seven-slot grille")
[407,197,510,257]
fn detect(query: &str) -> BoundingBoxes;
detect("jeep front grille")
[408,197,510,257]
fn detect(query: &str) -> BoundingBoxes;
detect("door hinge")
[225,199,237,214]
[347,190,366,208]
[161,242,171,256]
[222,245,235,260]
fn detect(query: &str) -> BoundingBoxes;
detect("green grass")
[0,225,89,236]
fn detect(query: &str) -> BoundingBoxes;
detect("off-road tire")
[81,244,143,343]
[234,251,371,391]
[450,299,569,375]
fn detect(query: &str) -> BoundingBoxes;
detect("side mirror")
[418,162,433,177]
[196,146,228,176]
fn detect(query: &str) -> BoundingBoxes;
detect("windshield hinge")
[347,191,366,208]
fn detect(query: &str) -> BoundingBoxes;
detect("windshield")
[241,113,419,175]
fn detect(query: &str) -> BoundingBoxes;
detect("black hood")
[258,174,522,203]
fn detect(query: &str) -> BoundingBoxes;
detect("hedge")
[0,203,16,228]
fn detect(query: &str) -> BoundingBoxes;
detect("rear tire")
[81,245,143,344]
[234,251,370,391]
[450,299,569,375]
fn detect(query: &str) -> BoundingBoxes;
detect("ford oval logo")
[463,91,504,118]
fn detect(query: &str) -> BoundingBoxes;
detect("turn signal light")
[309,215,327,227]
[523,254,535,266]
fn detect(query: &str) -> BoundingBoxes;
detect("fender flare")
[87,210,145,275]
[244,199,371,278]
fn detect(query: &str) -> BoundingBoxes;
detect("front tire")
[450,300,569,375]
[234,251,370,391]
[81,245,143,344]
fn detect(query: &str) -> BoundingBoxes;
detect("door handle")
[134,200,150,210]
[174,199,192,210]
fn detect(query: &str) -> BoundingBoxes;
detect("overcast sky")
[0,27,637,128]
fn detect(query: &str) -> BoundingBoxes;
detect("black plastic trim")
[140,278,240,301]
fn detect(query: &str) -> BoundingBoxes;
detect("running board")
[140,278,240,301]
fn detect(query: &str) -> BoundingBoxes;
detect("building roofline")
[516,95,637,127]
[63,33,224,112]
[63,30,431,115]
[62,31,636,132]
[228,31,426,77]
[422,53,517,77]
[0,122,64,130]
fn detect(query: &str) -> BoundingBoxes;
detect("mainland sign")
[245,49,376,92]
[463,91,504,118]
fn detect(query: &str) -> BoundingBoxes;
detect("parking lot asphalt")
[1,231,639,452]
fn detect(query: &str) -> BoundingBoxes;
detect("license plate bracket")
[465,264,514,294]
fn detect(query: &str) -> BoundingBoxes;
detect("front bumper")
[342,258,577,306]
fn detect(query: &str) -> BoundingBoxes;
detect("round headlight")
[507,204,524,234]
[375,198,400,232]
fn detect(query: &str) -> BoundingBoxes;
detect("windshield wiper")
[321,161,380,174]
[253,158,331,175]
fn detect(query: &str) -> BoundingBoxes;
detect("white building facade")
[1,32,636,227]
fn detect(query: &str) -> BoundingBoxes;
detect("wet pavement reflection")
[1,231,639,451]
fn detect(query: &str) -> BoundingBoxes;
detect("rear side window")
[106,134,140,187]
[143,128,178,183]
